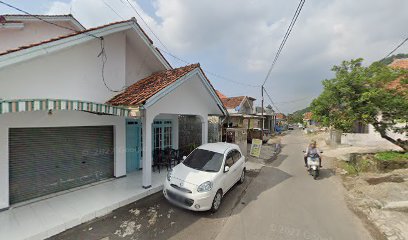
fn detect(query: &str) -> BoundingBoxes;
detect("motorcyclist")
[304,140,322,168]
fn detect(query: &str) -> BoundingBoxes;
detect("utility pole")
[261,85,264,140]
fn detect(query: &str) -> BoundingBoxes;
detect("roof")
[388,59,408,94]
[276,113,286,119]
[0,17,171,70]
[0,19,131,57]
[303,112,313,120]
[2,14,85,30]
[107,64,199,106]
[198,142,239,154]
[216,90,227,99]
[221,96,245,109]
[389,58,408,69]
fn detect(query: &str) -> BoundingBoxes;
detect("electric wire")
[157,48,260,88]
[263,88,282,113]
[384,36,408,59]
[0,0,127,93]
[124,0,170,52]
[261,0,305,86]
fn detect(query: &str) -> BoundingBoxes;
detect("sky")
[1,0,408,113]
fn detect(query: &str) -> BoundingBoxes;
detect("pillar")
[142,110,153,189]
[200,114,208,145]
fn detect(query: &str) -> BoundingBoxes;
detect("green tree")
[288,107,310,124]
[310,59,408,151]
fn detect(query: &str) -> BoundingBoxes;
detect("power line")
[103,0,125,20]
[117,1,261,88]
[124,0,169,52]
[384,36,408,59]
[263,88,282,113]
[0,1,127,93]
[261,0,305,86]
[0,0,100,39]
[157,47,260,88]
[274,96,313,105]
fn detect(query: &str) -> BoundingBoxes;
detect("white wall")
[141,72,223,187]
[0,110,126,209]
[0,21,79,53]
[0,32,126,103]
[147,73,222,117]
[341,124,407,148]
[125,36,165,87]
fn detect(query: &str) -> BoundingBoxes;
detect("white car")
[163,143,246,212]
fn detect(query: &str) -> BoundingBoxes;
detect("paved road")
[50,130,373,240]
[48,167,260,240]
[216,130,373,240]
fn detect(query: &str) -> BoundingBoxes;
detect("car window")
[225,151,234,167]
[183,149,224,172]
[232,150,242,163]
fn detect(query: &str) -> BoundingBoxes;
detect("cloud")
[45,0,408,113]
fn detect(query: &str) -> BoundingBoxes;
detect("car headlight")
[167,170,172,182]
[197,181,213,192]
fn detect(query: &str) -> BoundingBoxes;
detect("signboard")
[250,139,262,157]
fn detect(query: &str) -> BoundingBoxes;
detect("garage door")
[9,126,114,204]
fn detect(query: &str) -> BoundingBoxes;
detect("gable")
[147,71,224,116]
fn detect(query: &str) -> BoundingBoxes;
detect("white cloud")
[45,0,408,112]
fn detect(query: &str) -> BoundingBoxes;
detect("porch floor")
[0,170,167,240]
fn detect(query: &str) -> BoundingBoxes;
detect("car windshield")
[182,149,224,172]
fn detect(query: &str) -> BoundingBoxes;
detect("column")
[200,114,208,145]
[142,110,153,189]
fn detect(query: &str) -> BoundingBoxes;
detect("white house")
[0,14,226,211]
[216,92,263,129]
[341,59,407,149]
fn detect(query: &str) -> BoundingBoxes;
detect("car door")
[223,150,236,191]
[232,149,244,181]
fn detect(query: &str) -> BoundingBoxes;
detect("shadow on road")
[237,167,292,208]
[268,154,288,167]
[316,168,336,180]
[49,168,286,240]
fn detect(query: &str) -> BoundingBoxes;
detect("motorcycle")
[303,151,323,180]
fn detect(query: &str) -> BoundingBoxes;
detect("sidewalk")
[0,171,166,240]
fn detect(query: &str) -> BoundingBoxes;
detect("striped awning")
[0,99,131,117]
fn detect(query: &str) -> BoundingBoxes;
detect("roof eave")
[4,14,86,31]
[0,21,133,69]
[142,68,228,116]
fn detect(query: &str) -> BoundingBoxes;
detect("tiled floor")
[0,170,167,240]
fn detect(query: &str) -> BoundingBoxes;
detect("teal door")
[126,119,142,173]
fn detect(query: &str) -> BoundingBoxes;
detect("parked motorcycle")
[303,151,323,180]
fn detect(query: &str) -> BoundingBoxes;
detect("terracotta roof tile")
[107,64,200,106]
[303,112,313,120]
[389,59,408,69]
[387,59,408,94]
[276,113,286,119]
[221,96,245,109]
[0,19,134,57]
[216,90,227,99]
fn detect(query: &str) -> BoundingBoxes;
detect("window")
[225,151,234,167]
[232,150,242,163]
[183,149,224,172]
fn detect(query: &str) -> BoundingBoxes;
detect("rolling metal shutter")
[9,126,114,204]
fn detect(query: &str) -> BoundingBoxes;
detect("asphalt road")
[215,130,373,240]
[48,166,260,240]
[49,130,373,240]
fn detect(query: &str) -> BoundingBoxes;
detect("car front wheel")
[239,169,245,184]
[210,190,223,213]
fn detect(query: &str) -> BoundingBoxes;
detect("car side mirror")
[224,166,230,173]
[183,156,187,160]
